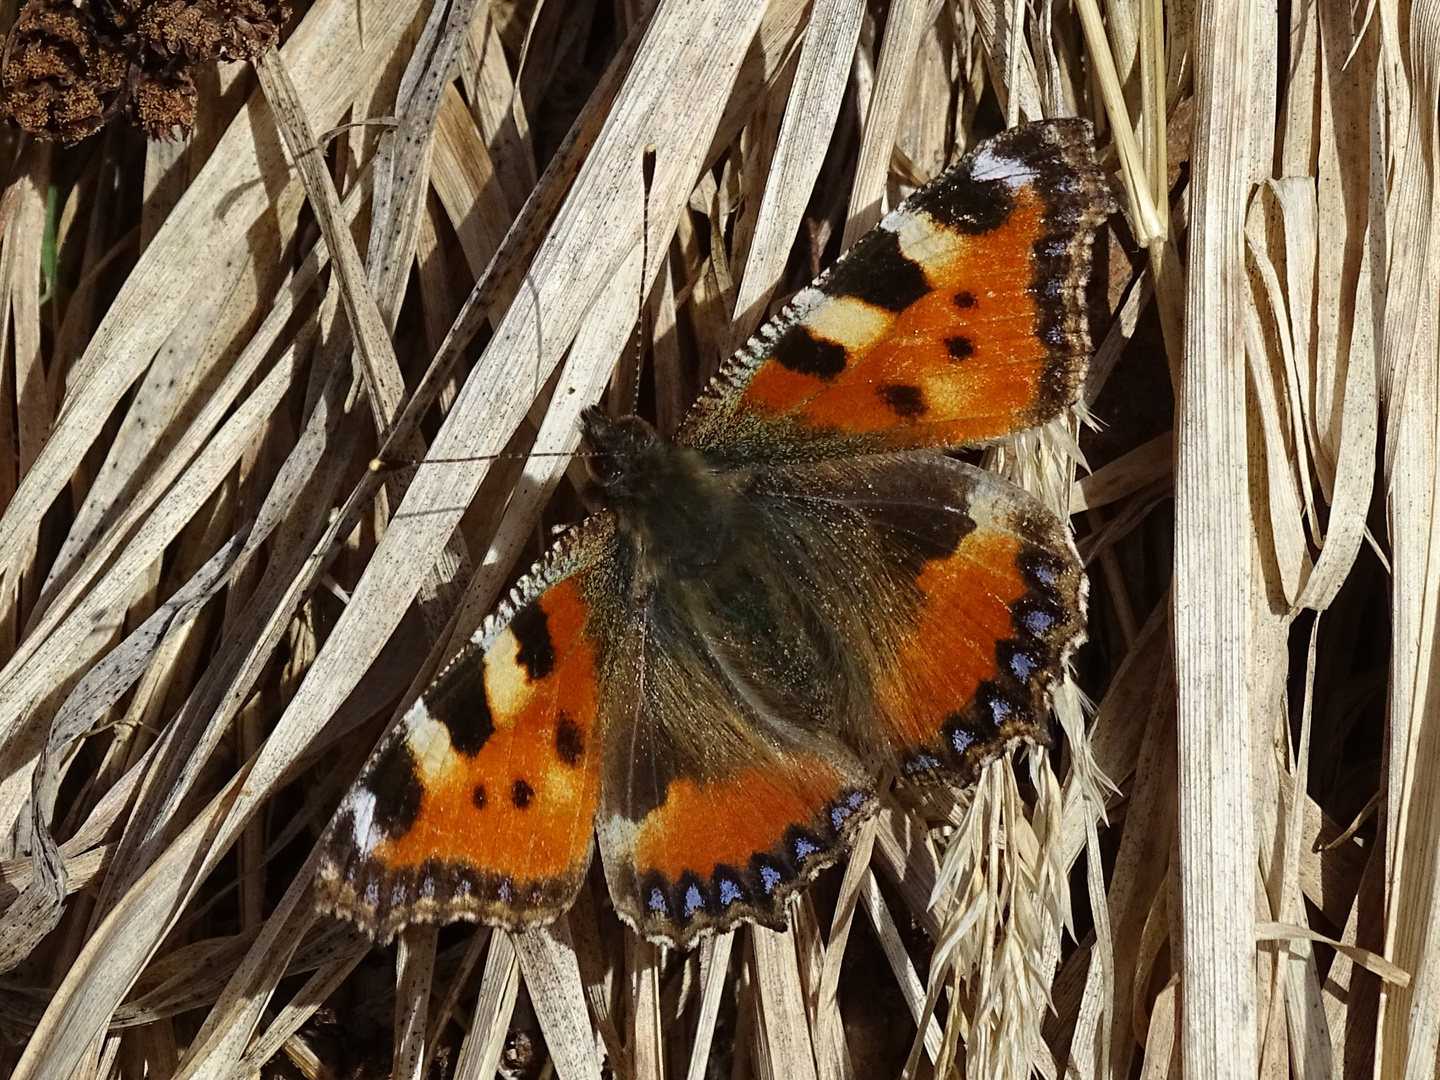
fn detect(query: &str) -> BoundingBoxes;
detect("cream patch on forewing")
[883,209,969,273]
[537,759,584,806]
[481,625,535,725]
[918,369,985,419]
[404,704,463,781]
[803,295,894,352]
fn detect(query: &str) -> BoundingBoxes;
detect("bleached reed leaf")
[968,0,1044,125]
[432,84,511,276]
[0,527,247,973]
[732,0,865,335]
[12,760,246,1080]
[167,864,326,1080]
[444,243,643,655]
[1059,604,1168,863]
[1374,0,1440,1068]
[0,336,306,835]
[842,0,930,246]
[1294,232,1377,613]
[1257,923,1409,987]
[1173,6,1264,1079]
[1242,296,1310,604]
[514,920,602,1080]
[812,817,876,1080]
[630,936,665,1080]
[862,870,943,1064]
[1137,978,1180,1079]
[2,151,47,483]
[1073,0,1165,242]
[237,953,366,1076]
[254,47,406,429]
[752,926,820,1080]
[1070,432,1173,513]
[453,931,521,1080]
[393,926,439,1080]
[1070,664,1175,1079]
[687,931,735,1080]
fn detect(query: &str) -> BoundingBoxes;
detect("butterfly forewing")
[678,119,1114,459]
[316,518,616,942]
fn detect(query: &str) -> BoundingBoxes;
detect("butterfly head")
[580,406,746,575]
[579,407,660,491]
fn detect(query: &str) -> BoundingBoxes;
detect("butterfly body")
[318,120,1115,946]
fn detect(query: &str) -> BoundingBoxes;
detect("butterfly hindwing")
[587,496,877,945]
[757,451,1086,780]
[315,517,617,942]
[588,448,1082,947]
[679,119,1113,456]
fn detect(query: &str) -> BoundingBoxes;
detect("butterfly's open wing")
[594,449,1083,946]
[756,451,1086,780]
[594,538,876,946]
[316,516,617,943]
[678,119,1114,457]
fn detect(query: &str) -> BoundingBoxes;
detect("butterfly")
[315,119,1114,947]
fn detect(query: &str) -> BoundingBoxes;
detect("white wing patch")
[968,143,1040,188]
[346,788,379,854]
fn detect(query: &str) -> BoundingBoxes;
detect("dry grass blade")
[513,922,602,1080]
[0,0,424,592]
[731,0,865,336]
[1173,3,1259,1079]
[841,0,928,246]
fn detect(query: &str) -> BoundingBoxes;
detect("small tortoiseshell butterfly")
[316,120,1115,946]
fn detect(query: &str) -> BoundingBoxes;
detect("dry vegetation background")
[0,0,1421,1077]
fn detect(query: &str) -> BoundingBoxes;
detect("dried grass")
[0,0,1417,1077]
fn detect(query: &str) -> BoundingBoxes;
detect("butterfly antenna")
[369,449,596,474]
[612,144,659,418]
[635,144,658,416]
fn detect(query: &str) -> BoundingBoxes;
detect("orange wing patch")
[316,521,614,942]
[680,119,1113,456]
[874,480,1087,782]
[742,193,1051,444]
[599,753,871,946]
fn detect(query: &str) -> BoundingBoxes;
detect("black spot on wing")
[954,290,976,308]
[369,740,424,838]
[771,324,847,379]
[555,714,584,766]
[879,384,928,419]
[945,335,974,360]
[824,228,929,312]
[422,658,494,757]
[512,779,534,809]
[509,603,555,679]
[472,784,487,808]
